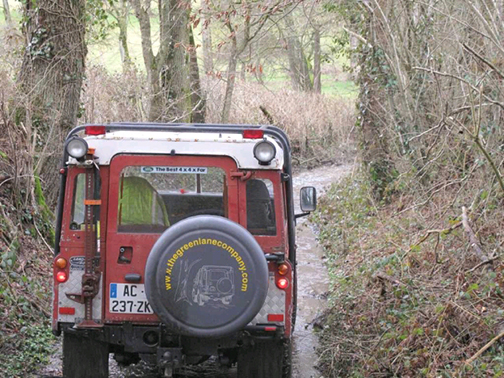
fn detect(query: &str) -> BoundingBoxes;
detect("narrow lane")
[291,164,353,378]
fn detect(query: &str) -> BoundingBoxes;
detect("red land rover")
[52,123,317,377]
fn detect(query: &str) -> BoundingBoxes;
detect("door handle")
[118,246,133,264]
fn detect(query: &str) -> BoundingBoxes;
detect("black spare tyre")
[145,215,268,338]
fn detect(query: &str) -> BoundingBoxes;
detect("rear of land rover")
[52,124,297,378]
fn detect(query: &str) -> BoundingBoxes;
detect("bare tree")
[313,27,321,93]
[132,0,203,122]
[2,0,11,22]
[107,0,132,70]
[284,14,313,91]
[201,0,214,74]
[207,0,299,123]
[18,0,87,199]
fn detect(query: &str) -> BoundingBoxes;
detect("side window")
[246,179,276,236]
[70,174,85,230]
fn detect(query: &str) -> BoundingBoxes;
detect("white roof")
[68,130,284,170]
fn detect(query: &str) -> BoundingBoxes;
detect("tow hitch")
[157,347,184,377]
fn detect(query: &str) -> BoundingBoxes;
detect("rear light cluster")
[85,125,106,135]
[55,257,68,283]
[276,262,290,290]
[243,129,264,139]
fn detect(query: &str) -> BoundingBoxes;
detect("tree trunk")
[313,28,322,94]
[189,27,205,123]
[357,8,396,200]
[133,0,192,122]
[18,0,87,198]
[2,0,11,22]
[162,1,191,122]
[132,0,161,121]
[201,1,213,74]
[284,15,313,92]
[117,0,131,70]
[221,36,238,124]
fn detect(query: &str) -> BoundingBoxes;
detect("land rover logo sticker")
[141,166,208,174]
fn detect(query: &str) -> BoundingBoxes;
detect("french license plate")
[109,283,154,314]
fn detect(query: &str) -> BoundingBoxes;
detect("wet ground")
[37,164,353,378]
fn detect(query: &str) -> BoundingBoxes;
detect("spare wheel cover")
[145,215,268,338]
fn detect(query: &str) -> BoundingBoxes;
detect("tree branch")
[462,206,488,262]
[462,43,504,80]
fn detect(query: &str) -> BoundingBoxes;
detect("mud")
[36,164,353,378]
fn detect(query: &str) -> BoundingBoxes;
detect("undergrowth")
[312,172,504,377]
[0,234,56,377]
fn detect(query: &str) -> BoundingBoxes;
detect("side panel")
[53,166,110,330]
[238,172,293,335]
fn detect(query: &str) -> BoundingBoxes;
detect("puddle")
[36,164,353,378]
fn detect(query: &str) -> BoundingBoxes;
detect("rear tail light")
[56,271,68,283]
[243,129,264,139]
[276,277,289,290]
[278,263,289,276]
[85,125,106,135]
[55,257,67,269]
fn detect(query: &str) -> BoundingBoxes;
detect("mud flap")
[237,339,287,378]
[63,331,109,378]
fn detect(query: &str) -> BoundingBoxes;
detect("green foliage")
[33,176,55,245]
[0,234,54,377]
[0,323,56,377]
[313,172,504,377]
[86,0,115,42]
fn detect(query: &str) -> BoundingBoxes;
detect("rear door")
[104,154,239,323]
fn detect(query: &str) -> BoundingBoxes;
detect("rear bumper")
[58,323,286,355]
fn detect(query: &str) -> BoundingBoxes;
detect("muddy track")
[36,164,353,378]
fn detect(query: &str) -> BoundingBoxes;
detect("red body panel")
[54,154,293,336]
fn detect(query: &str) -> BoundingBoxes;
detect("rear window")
[117,166,226,233]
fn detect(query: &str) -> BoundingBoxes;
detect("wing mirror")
[297,186,317,218]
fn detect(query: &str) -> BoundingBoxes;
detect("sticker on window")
[141,166,208,174]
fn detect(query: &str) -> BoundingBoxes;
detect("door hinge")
[230,171,252,181]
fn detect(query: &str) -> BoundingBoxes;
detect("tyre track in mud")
[36,164,353,378]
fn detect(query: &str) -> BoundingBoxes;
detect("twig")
[462,43,504,80]
[465,330,504,365]
[462,206,487,262]
[259,105,274,125]
[466,255,499,273]
[33,221,54,254]
[413,67,504,111]
[375,273,406,286]
[403,222,462,260]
